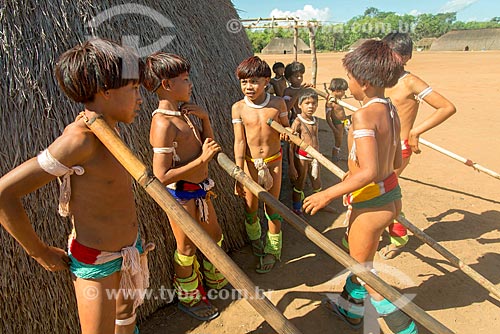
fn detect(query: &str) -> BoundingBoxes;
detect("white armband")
[37,149,84,217]
[352,129,375,139]
[416,87,433,102]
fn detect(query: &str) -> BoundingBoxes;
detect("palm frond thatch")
[430,28,500,51]
[0,1,251,333]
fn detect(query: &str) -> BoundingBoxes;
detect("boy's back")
[385,72,424,141]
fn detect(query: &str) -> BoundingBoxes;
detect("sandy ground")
[140,51,500,334]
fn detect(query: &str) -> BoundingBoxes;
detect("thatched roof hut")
[415,37,437,51]
[261,37,311,54]
[0,1,251,333]
[430,28,500,51]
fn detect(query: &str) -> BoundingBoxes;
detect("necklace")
[244,93,270,109]
[152,109,182,117]
[297,114,316,125]
[289,86,301,90]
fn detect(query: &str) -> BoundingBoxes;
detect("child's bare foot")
[379,244,405,260]
[255,254,277,274]
[178,300,219,321]
[322,298,363,329]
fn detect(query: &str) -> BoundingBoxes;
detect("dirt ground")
[140,51,500,334]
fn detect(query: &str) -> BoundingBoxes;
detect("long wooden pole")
[313,91,500,181]
[293,19,298,62]
[268,119,500,301]
[83,115,302,334]
[216,153,454,334]
[308,22,317,87]
[418,138,500,180]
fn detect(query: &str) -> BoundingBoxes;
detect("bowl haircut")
[342,40,404,88]
[143,52,191,92]
[55,38,143,103]
[236,56,271,80]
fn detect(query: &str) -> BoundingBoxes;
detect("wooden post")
[83,115,302,334]
[268,119,500,301]
[293,18,298,62]
[216,153,454,334]
[308,21,317,87]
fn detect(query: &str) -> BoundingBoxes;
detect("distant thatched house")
[261,37,311,54]
[430,28,500,51]
[346,37,381,52]
[1,1,251,333]
[415,37,437,51]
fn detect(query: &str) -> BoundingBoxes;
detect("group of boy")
[0,31,454,334]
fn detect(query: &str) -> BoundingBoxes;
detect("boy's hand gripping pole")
[268,118,500,302]
[83,114,302,334]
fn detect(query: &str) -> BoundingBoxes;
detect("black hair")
[329,78,348,91]
[342,40,404,88]
[298,88,318,105]
[143,52,191,92]
[236,56,271,79]
[272,62,285,72]
[284,61,305,80]
[55,38,143,103]
[382,32,413,57]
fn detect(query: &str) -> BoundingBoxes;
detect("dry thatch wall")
[0,1,251,332]
[430,28,500,51]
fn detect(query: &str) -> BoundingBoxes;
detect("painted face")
[239,77,269,101]
[168,72,192,102]
[108,82,142,124]
[288,72,303,87]
[299,97,318,117]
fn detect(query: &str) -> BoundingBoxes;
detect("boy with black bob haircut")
[0,38,153,334]
[232,56,289,273]
[288,89,322,215]
[379,32,456,260]
[303,40,418,334]
[325,78,349,161]
[283,61,313,122]
[268,61,286,97]
[144,52,226,322]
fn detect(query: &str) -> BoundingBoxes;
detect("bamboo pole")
[216,153,454,334]
[418,138,500,180]
[268,119,500,301]
[83,115,302,334]
[313,94,500,181]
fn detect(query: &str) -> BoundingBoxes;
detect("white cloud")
[409,9,422,16]
[269,5,330,21]
[440,0,479,13]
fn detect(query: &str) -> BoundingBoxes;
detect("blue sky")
[232,0,498,23]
